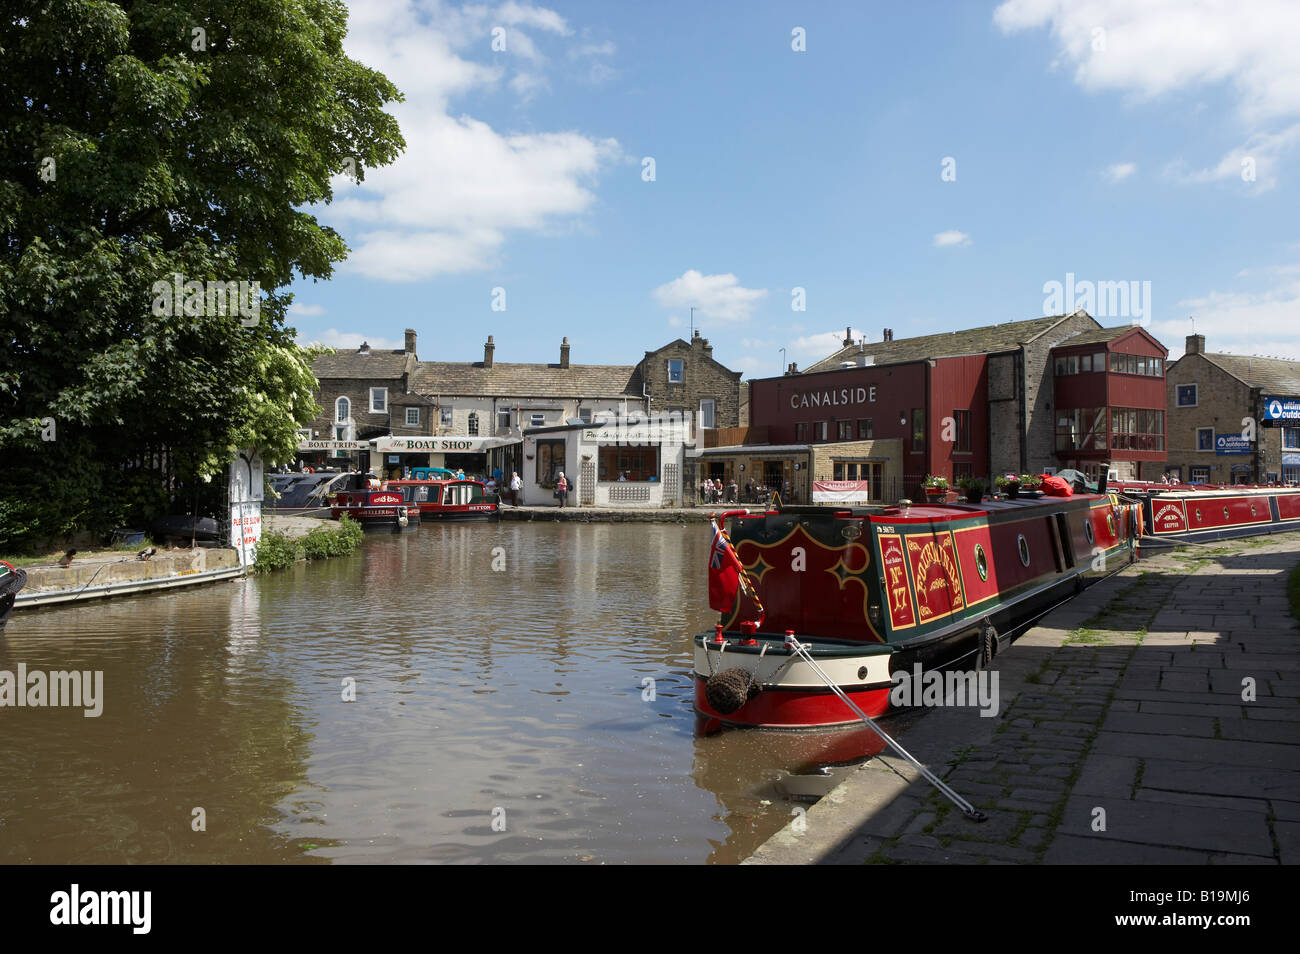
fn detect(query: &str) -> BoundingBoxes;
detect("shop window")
[536,439,566,487]
[598,445,659,482]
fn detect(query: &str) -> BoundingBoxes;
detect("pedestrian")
[510,471,522,506]
[728,479,738,503]
[556,471,569,508]
[493,465,503,486]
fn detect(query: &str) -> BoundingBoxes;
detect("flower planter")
[924,488,948,501]
[963,489,984,504]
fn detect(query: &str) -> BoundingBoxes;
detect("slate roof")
[312,349,413,379]
[388,391,437,406]
[804,311,1097,373]
[1053,325,1143,347]
[1196,353,1300,394]
[412,361,643,399]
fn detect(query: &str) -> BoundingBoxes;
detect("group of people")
[699,477,738,504]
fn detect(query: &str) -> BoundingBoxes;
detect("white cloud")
[332,1,620,281]
[993,0,1300,124]
[1163,124,1300,192]
[933,230,971,248]
[288,302,326,316]
[652,270,768,322]
[667,314,683,327]
[1154,266,1300,361]
[302,328,404,351]
[790,327,862,359]
[1104,161,1137,182]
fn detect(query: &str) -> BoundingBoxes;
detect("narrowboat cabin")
[385,479,500,521]
[329,488,416,533]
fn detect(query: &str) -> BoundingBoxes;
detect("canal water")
[0,523,886,864]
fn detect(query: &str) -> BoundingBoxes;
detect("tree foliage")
[0,0,404,548]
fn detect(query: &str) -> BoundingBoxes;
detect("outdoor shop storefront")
[370,435,521,480]
[522,418,691,507]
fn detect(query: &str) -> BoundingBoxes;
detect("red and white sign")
[813,480,873,503]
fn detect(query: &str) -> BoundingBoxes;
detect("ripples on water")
[0,523,885,864]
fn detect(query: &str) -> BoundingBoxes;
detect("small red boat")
[329,488,417,533]
[695,491,1141,729]
[384,479,499,521]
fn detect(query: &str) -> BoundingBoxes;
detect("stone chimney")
[702,337,713,358]
[560,336,570,369]
[1186,333,1205,356]
[785,362,799,375]
[359,341,370,354]
[843,326,853,347]
[484,335,494,368]
[404,328,417,354]
[882,328,894,342]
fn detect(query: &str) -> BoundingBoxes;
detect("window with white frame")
[699,399,715,428]
[405,407,420,427]
[667,359,683,384]
[1190,466,1210,483]
[336,397,350,421]
[1284,427,1300,451]
[440,407,452,427]
[1196,427,1214,451]
[370,387,387,413]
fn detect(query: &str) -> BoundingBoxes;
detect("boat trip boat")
[694,489,1141,729]
[384,479,500,521]
[329,488,417,533]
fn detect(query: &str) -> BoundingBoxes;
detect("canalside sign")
[1215,433,1251,455]
[1262,396,1300,421]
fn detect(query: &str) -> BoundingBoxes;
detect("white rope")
[782,635,987,821]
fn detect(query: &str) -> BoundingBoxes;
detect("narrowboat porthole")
[1017,534,1030,567]
[1223,507,1230,519]
[1195,508,1202,522]
[1084,519,1095,545]
[1251,504,1257,516]
[975,544,988,581]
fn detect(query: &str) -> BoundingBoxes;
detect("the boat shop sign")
[372,436,517,453]
[789,385,877,410]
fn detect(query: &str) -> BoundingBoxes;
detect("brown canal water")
[0,522,886,864]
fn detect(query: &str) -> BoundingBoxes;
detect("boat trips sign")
[1263,396,1300,421]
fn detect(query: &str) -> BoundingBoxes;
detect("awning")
[370,435,521,453]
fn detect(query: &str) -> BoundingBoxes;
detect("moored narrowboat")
[694,492,1139,729]
[329,489,417,532]
[1113,481,1300,545]
[385,479,499,521]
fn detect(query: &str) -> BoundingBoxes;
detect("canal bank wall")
[14,547,243,610]
[745,535,1300,865]
[500,505,713,523]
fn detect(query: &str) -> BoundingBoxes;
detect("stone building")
[638,330,743,430]
[1165,334,1300,484]
[300,328,427,469]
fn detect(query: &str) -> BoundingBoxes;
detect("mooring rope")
[781,634,987,822]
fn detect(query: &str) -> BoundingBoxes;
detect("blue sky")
[288,0,1300,378]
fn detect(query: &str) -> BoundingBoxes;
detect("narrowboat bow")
[695,492,1139,729]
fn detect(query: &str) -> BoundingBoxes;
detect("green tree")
[0,0,403,548]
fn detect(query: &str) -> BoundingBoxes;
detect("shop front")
[294,439,369,472]
[693,438,905,505]
[522,417,691,507]
[370,435,521,481]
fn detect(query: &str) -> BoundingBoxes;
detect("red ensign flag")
[708,520,745,613]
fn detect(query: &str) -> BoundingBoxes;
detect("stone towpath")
[746,535,1300,864]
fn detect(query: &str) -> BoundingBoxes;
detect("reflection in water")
[1,523,892,864]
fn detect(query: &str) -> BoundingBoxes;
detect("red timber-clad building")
[1049,325,1169,482]
[739,311,1168,501]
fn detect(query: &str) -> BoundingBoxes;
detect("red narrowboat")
[1111,481,1300,545]
[695,492,1140,729]
[385,479,500,521]
[329,489,417,533]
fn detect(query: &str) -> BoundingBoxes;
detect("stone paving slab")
[746,534,1300,865]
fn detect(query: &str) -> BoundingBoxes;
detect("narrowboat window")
[975,544,988,581]
[1017,534,1030,567]
[469,483,484,504]
[1084,519,1094,544]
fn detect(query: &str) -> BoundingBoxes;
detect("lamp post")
[779,348,786,375]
